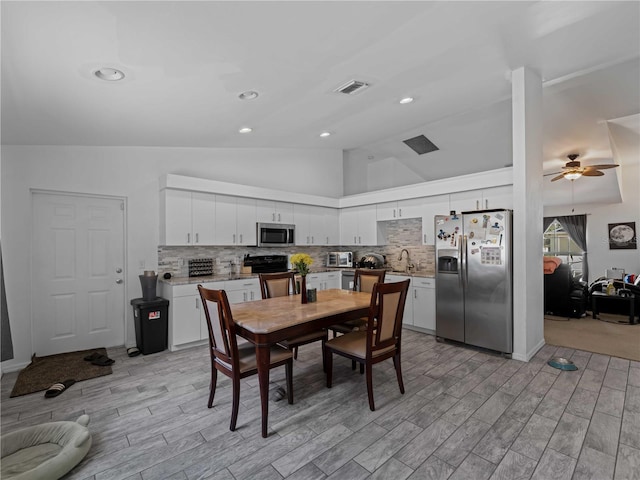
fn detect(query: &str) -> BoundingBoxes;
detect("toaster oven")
[327,251,354,268]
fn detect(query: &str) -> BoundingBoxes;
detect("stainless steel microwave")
[257,223,295,247]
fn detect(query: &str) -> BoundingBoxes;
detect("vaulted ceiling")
[2,1,639,203]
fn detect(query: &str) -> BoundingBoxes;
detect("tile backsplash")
[158,217,434,277]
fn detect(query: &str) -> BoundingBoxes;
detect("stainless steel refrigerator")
[435,209,513,354]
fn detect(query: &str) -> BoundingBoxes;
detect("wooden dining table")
[231,288,372,437]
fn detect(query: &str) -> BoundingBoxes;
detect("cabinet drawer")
[413,278,435,288]
[224,278,260,290]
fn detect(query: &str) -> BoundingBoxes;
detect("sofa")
[544,261,588,318]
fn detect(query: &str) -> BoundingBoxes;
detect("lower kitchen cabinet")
[385,274,435,333]
[161,278,260,351]
[306,271,340,291]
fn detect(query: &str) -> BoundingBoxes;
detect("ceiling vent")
[403,135,439,155]
[334,80,370,95]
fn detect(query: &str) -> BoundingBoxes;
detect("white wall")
[544,162,640,282]
[1,145,343,370]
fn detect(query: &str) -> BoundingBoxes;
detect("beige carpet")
[544,314,640,361]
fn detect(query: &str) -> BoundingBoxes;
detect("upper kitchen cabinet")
[339,205,378,246]
[421,194,450,245]
[449,185,513,213]
[160,189,215,245]
[256,200,294,224]
[215,195,257,246]
[294,204,340,246]
[376,198,423,221]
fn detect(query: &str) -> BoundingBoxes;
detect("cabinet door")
[324,272,340,290]
[412,279,436,331]
[275,202,294,224]
[172,295,202,345]
[191,192,216,245]
[293,204,311,245]
[256,200,276,223]
[305,273,322,291]
[449,189,483,213]
[306,205,327,246]
[162,189,192,245]
[482,185,513,210]
[236,197,257,245]
[323,208,340,245]
[377,201,398,221]
[357,205,378,245]
[397,198,423,219]
[422,194,450,245]
[214,195,237,245]
[339,207,359,245]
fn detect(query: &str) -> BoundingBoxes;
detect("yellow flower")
[290,253,313,276]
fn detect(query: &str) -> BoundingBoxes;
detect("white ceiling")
[2,1,639,203]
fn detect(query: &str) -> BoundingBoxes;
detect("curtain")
[556,214,588,282]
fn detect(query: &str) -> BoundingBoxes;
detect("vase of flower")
[290,253,313,304]
[300,275,308,304]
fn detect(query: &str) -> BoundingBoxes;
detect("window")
[544,220,583,279]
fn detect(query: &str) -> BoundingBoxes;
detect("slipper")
[83,352,101,362]
[127,347,140,357]
[45,379,76,398]
[91,354,115,366]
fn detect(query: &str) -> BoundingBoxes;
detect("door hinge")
[120,202,125,211]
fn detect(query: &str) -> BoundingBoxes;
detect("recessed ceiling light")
[399,97,414,104]
[238,90,259,100]
[319,132,331,138]
[238,127,253,134]
[94,67,125,81]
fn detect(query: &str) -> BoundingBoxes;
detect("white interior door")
[32,192,125,356]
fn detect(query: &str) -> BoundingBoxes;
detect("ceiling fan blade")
[550,173,566,182]
[585,164,619,170]
[582,170,604,177]
[544,171,562,177]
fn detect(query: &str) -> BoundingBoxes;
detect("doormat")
[10,348,113,397]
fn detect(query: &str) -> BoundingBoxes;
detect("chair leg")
[393,352,405,394]
[230,376,240,431]
[321,339,326,373]
[360,363,364,374]
[285,359,294,404]
[208,368,217,408]
[326,348,333,388]
[352,359,357,371]
[293,346,298,360]
[365,362,375,411]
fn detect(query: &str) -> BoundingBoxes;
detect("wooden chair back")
[197,285,240,371]
[259,272,295,299]
[354,268,387,293]
[366,279,410,355]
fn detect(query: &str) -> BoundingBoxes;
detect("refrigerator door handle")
[462,235,468,289]
[458,234,464,288]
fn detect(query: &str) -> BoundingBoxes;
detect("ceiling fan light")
[564,172,582,181]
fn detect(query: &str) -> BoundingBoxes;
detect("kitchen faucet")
[398,249,415,273]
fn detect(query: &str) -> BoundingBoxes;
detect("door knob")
[116,279,123,284]
[116,267,122,273]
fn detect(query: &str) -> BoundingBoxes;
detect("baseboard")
[512,337,546,362]
[0,360,30,373]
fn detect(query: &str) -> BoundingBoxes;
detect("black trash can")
[131,297,169,355]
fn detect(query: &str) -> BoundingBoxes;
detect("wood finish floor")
[2,330,639,480]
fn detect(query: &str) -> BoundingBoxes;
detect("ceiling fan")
[549,154,619,182]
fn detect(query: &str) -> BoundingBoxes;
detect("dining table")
[231,288,372,437]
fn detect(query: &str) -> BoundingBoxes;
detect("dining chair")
[329,269,387,338]
[197,284,293,431]
[324,278,410,411]
[258,272,328,368]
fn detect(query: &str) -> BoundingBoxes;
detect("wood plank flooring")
[2,330,639,480]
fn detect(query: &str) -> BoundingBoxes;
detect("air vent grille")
[403,135,439,155]
[334,80,370,95]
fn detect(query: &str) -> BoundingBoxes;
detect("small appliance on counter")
[243,254,289,273]
[359,253,385,269]
[327,251,354,268]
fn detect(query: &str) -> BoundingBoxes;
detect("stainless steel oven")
[256,223,295,247]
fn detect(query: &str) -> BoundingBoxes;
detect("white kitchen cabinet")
[385,274,413,326]
[339,205,378,245]
[421,194,450,245]
[162,281,224,350]
[295,205,340,246]
[160,189,216,245]
[257,200,294,224]
[411,277,436,331]
[305,271,340,291]
[224,278,261,304]
[449,186,513,213]
[377,198,423,221]
[215,195,257,245]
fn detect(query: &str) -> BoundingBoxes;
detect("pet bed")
[1,415,91,480]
